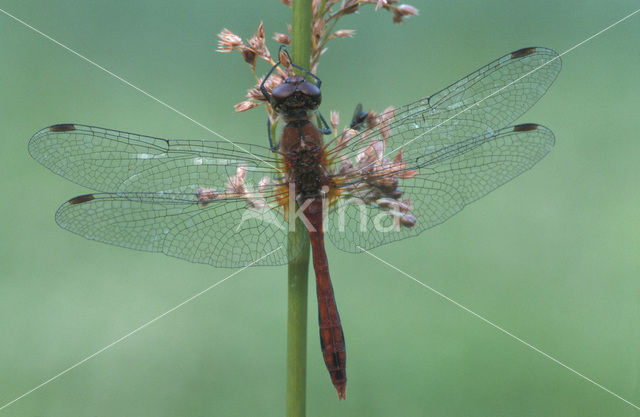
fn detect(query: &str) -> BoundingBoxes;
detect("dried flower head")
[378,106,395,140]
[248,22,271,61]
[331,29,356,39]
[375,0,388,12]
[196,187,219,207]
[217,28,244,53]
[330,110,340,132]
[247,86,265,101]
[278,48,292,70]
[220,0,418,115]
[234,100,260,113]
[337,128,358,151]
[258,177,271,194]
[393,4,419,23]
[260,74,285,99]
[273,32,291,45]
[242,49,257,67]
[226,165,248,196]
[397,4,419,16]
[365,110,378,130]
[340,0,360,15]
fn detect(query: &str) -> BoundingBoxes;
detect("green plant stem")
[287,2,312,417]
[286,220,310,417]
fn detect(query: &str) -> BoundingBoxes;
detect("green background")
[1,0,639,415]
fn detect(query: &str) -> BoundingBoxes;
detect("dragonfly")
[29,46,561,399]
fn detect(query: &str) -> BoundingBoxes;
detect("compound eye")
[271,82,297,106]
[298,81,321,108]
[298,81,321,99]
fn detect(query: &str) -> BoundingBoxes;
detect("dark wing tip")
[49,124,76,132]
[513,123,539,132]
[67,194,95,205]
[511,47,537,59]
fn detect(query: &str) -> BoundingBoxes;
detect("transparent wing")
[30,124,300,266]
[330,47,561,162]
[29,124,278,194]
[327,124,554,252]
[55,192,294,267]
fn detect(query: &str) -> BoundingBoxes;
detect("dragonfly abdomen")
[304,198,347,399]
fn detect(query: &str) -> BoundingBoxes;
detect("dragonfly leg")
[290,61,322,87]
[278,45,323,87]
[316,112,331,135]
[260,61,282,103]
[267,117,279,151]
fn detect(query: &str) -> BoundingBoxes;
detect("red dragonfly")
[29,47,561,399]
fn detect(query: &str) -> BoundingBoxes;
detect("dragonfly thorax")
[281,122,328,199]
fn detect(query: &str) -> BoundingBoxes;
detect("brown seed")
[273,33,291,45]
[279,48,291,69]
[242,49,257,66]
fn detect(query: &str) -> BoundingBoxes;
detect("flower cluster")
[224,165,273,209]
[337,108,418,227]
[196,165,276,211]
[216,0,418,115]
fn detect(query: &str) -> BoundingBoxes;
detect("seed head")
[278,48,292,70]
[217,28,244,53]
[234,100,260,113]
[196,188,219,207]
[340,0,360,14]
[378,106,395,140]
[273,32,291,45]
[399,213,416,227]
[242,49,257,67]
[313,18,328,45]
[365,110,378,130]
[247,86,265,101]
[258,177,271,194]
[397,4,419,16]
[337,128,358,151]
[259,74,285,99]
[392,4,419,23]
[332,29,356,39]
[248,22,271,61]
[226,165,248,196]
[330,110,340,132]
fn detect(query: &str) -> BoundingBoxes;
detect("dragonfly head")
[271,75,321,117]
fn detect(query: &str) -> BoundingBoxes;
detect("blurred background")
[1,0,639,415]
